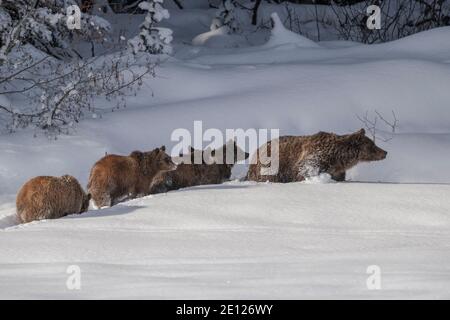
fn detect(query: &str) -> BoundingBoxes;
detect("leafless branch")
[356,109,399,142]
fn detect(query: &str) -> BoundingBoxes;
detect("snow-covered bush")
[0,0,111,61]
[215,0,241,33]
[0,1,156,136]
[212,0,449,43]
[0,47,155,135]
[128,0,173,55]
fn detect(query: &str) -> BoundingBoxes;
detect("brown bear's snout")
[360,141,388,162]
[375,148,388,160]
[169,161,178,171]
[164,156,177,171]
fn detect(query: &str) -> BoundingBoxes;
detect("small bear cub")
[16,175,90,223]
[87,146,176,208]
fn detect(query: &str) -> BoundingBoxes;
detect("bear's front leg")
[148,175,170,194]
[296,157,321,181]
[331,171,346,182]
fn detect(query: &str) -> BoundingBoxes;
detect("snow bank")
[1,182,449,299]
[189,26,450,65]
[192,25,246,48]
[264,13,320,49]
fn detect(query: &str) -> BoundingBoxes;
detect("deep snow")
[1,182,450,299]
[1,4,450,299]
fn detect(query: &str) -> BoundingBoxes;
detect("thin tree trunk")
[252,0,263,25]
[314,1,321,41]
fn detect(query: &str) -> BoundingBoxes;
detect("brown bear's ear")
[161,145,166,152]
[347,129,365,144]
[347,128,365,140]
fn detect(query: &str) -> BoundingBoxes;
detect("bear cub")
[16,175,90,223]
[87,146,176,208]
[149,140,249,194]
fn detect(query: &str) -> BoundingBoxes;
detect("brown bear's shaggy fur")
[247,129,387,183]
[16,175,90,224]
[149,141,249,194]
[87,146,176,208]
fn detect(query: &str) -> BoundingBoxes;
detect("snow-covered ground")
[1,4,450,299]
[1,182,450,299]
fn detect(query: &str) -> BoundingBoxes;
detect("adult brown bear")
[247,129,387,183]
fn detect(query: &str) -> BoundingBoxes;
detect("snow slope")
[1,8,450,299]
[1,182,450,299]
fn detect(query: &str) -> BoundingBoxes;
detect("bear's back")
[94,154,137,173]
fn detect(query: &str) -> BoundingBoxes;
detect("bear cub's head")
[81,193,91,213]
[130,146,177,175]
[152,146,177,172]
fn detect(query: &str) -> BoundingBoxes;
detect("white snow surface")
[1,7,450,299]
[1,182,450,299]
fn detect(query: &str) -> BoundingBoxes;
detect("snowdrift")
[263,13,320,49]
[1,182,450,299]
